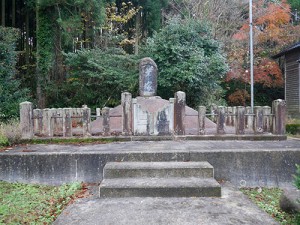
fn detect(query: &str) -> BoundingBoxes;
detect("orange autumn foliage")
[226,58,283,88]
[228,89,250,106]
[253,58,283,87]
[226,0,300,87]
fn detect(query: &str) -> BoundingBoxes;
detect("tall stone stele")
[139,57,158,97]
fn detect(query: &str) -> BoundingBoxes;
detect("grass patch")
[0,119,22,151]
[0,181,84,224]
[0,137,123,152]
[22,137,122,145]
[241,187,297,225]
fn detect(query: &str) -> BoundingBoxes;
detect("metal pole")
[249,0,254,113]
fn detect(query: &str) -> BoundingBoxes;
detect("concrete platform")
[53,182,279,225]
[1,139,300,187]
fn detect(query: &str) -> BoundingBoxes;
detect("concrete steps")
[99,161,221,198]
[104,161,214,178]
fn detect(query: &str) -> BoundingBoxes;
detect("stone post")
[226,107,232,126]
[246,106,253,130]
[49,109,56,137]
[139,58,158,97]
[216,106,226,134]
[169,98,175,134]
[122,92,132,135]
[272,99,286,135]
[263,106,272,132]
[236,106,245,135]
[96,108,101,118]
[20,101,33,139]
[42,108,51,137]
[64,108,72,137]
[33,109,42,136]
[198,106,206,135]
[102,107,110,135]
[210,104,218,123]
[232,107,237,127]
[174,91,186,135]
[254,106,263,134]
[82,105,91,137]
[132,98,138,135]
[56,108,64,136]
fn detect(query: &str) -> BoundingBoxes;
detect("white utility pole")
[249,0,254,112]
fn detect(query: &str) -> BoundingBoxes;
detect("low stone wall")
[20,96,287,139]
[1,145,299,187]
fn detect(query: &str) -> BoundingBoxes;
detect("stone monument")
[139,57,158,97]
[134,57,173,135]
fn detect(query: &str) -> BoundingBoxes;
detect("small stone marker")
[139,57,158,97]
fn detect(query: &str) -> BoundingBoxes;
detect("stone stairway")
[99,161,221,198]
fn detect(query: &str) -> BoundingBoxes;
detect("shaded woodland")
[1,0,300,120]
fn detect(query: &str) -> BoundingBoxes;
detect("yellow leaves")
[102,2,141,47]
[105,2,141,26]
[120,38,135,46]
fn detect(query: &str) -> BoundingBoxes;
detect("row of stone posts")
[198,99,286,135]
[20,102,91,139]
[20,97,286,139]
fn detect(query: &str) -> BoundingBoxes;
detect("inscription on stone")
[139,57,158,97]
[157,110,169,135]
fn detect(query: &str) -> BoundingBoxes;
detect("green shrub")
[0,132,9,147]
[0,26,28,121]
[47,48,139,108]
[286,124,300,135]
[141,18,229,107]
[294,164,300,190]
[294,164,300,224]
[0,119,22,146]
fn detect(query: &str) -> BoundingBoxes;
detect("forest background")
[1,0,300,121]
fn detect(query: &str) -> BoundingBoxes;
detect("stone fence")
[19,92,286,139]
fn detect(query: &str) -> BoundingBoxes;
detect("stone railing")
[20,93,286,139]
[198,99,286,136]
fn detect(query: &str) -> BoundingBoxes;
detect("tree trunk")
[134,11,141,55]
[36,1,45,108]
[25,10,29,65]
[1,0,5,26]
[12,0,15,27]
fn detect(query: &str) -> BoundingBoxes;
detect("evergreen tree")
[0,26,28,121]
[142,18,228,107]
